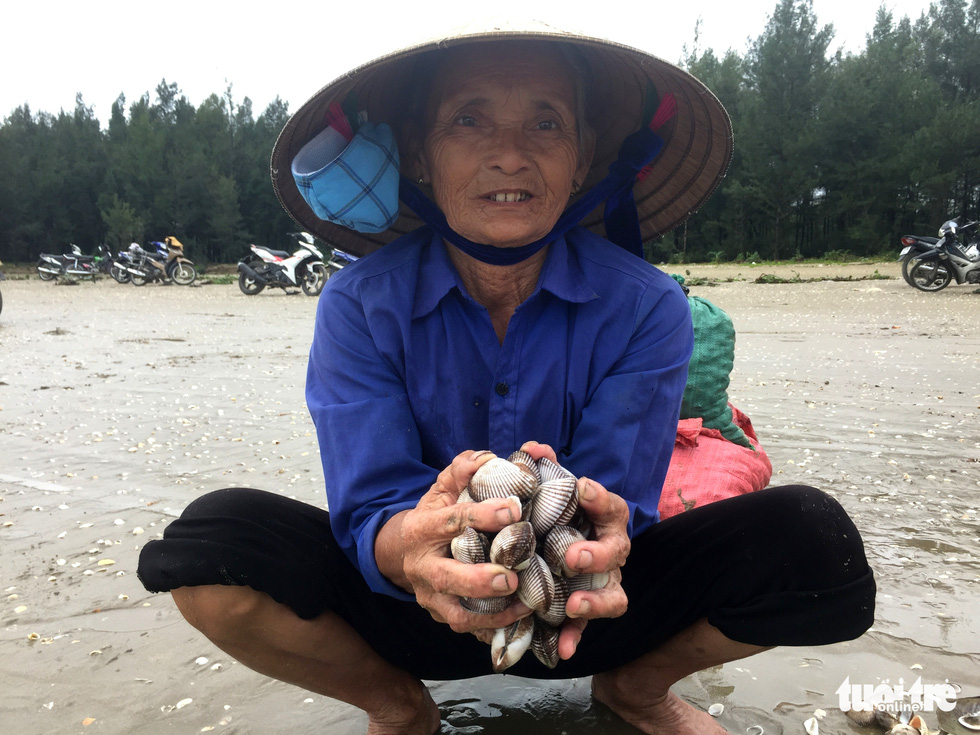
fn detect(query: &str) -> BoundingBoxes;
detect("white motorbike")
[237,232,326,296]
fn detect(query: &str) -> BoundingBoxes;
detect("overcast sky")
[3,0,935,123]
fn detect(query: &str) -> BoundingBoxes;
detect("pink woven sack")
[658,404,773,520]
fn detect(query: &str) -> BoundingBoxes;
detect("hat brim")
[271,23,732,258]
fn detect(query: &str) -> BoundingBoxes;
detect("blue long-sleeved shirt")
[306,226,693,600]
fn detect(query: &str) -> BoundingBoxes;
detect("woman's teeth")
[489,192,530,202]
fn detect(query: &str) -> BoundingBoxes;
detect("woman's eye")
[535,119,559,131]
[455,115,477,127]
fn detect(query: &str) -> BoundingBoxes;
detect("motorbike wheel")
[900,255,924,286]
[169,261,197,286]
[302,264,327,296]
[908,259,953,292]
[37,261,57,281]
[239,272,265,295]
[110,265,131,283]
[130,272,149,287]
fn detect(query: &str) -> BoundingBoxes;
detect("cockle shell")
[469,457,538,501]
[938,696,980,735]
[506,450,542,483]
[460,593,515,614]
[489,521,536,570]
[566,571,610,593]
[537,457,574,483]
[516,554,555,613]
[451,527,489,564]
[531,621,560,669]
[542,525,586,577]
[535,575,569,627]
[491,616,535,673]
[527,477,578,536]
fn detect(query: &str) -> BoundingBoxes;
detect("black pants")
[137,485,875,681]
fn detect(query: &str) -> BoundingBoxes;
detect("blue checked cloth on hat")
[291,122,400,234]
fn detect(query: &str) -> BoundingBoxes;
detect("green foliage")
[673,0,979,264]
[100,194,143,248]
[0,82,295,263]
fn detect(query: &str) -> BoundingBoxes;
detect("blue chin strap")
[398,125,666,266]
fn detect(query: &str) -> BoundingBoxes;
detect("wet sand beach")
[1,263,977,734]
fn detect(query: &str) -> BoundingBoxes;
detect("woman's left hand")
[519,442,631,660]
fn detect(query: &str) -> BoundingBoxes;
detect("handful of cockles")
[450,450,609,671]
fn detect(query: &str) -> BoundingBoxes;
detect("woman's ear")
[415,151,431,185]
[402,120,431,185]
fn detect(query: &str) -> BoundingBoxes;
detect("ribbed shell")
[528,477,577,536]
[555,483,580,526]
[460,593,515,615]
[565,571,610,593]
[506,450,542,484]
[537,457,575,483]
[535,575,569,627]
[531,621,560,669]
[469,457,539,502]
[451,527,489,565]
[542,525,586,577]
[489,521,536,570]
[516,554,555,613]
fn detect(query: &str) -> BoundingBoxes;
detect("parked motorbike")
[37,243,111,281]
[121,242,171,286]
[897,233,940,285]
[162,236,197,285]
[323,245,358,277]
[237,232,326,296]
[110,249,134,283]
[906,217,980,292]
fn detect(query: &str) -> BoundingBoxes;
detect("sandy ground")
[0,262,977,735]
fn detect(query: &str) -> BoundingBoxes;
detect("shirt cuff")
[356,500,420,602]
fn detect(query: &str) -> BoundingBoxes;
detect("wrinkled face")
[417,45,592,249]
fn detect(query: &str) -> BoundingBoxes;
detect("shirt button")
[495,382,509,396]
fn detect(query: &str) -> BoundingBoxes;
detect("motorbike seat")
[255,247,291,259]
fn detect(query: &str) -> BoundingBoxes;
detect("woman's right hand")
[375,450,534,634]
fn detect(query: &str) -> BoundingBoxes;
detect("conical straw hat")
[271,19,732,258]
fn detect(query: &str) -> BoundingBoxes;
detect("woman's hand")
[520,441,632,660]
[375,450,533,634]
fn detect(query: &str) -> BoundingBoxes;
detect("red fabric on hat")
[658,404,773,520]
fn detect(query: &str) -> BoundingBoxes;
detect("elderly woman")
[138,24,875,735]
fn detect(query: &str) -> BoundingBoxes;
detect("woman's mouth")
[487,191,531,203]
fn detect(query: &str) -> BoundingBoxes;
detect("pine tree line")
[1,0,978,265]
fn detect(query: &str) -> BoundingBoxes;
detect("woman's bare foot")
[592,674,729,735]
[366,682,441,735]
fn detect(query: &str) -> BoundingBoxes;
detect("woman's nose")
[486,126,531,174]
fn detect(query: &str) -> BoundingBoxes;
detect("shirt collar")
[412,227,598,320]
